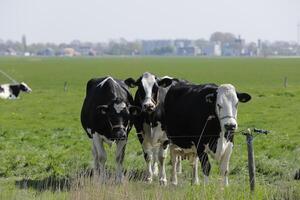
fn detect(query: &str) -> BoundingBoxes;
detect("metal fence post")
[64,81,68,92]
[246,129,255,192]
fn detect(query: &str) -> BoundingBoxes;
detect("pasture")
[0,57,299,199]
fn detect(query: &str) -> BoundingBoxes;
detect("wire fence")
[0,69,19,84]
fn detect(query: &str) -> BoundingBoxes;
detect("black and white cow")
[0,82,32,99]
[81,76,140,183]
[164,83,251,186]
[125,72,178,185]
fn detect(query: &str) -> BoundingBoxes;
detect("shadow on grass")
[15,168,147,192]
[15,176,72,192]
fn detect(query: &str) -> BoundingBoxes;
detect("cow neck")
[9,85,21,97]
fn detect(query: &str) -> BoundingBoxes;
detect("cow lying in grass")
[0,82,32,99]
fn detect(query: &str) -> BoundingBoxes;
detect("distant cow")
[0,82,32,99]
[81,76,140,183]
[125,72,178,185]
[164,83,251,186]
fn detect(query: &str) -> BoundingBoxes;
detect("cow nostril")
[225,124,236,130]
[143,103,154,111]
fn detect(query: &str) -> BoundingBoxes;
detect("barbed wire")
[0,129,275,141]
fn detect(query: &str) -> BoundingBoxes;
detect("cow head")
[20,82,32,93]
[97,98,141,140]
[206,84,251,133]
[125,72,173,113]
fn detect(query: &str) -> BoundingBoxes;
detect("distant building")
[142,40,174,55]
[63,48,80,56]
[174,39,193,48]
[24,52,31,56]
[5,48,17,56]
[37,48,55,56]
[77,46,97,56]
[222,36,246,56]
[200,43,215,56]
[177,46,200,56]
[214,43,222,56]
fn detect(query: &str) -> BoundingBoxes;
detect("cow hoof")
[192,180,200,185]
[171,181,178,186]
[159,179,167,186]
[146,177,153,184]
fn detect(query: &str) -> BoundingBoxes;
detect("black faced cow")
[81,76,140,183]
[0,82,32,99]
[125,72,179,185]
[164,83,251,186]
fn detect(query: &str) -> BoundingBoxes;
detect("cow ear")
[205,93,216,103]
[124,78,137,88]
[237,92,251,103]
[97,105,109,115]
[158,78,173,88]
[129,106,141,116]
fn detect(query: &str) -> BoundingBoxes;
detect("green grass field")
[0,57,299,199]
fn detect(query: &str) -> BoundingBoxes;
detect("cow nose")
[224,124,236,131]
[114,130,127,140]
[143,103,155,111]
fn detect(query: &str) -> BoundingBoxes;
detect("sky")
[1,0,300,44]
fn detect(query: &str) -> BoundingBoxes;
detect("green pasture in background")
[0,57,299,199]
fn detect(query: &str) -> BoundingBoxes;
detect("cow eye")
[217,104,222,109]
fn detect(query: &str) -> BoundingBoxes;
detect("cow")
[80,76,140,183]
[164,83,251,186]
[125,72,180,185]
[0,82,32,99]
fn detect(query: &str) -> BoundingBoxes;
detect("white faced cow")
[164,83,251,186]
[0,82,32,99]
[125,72,177,185]
[81,76,140,183]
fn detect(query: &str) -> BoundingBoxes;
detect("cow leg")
[170,145,178,185]
[92,134,107,182]
[220,142,233,186]
[176,155,182,174]
[152,146,159,176]
[199,152,211,184]
[143,143,153,183]
[190,155,199,185]
[115,139,127,184]
[92,141,100,176]
[158,143,168,185]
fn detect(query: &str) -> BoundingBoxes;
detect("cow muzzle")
[142,97,156,112]
[224,123,237,131]
[219,115,237,132]
[112,127,127,141]
[143,103,155,112]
